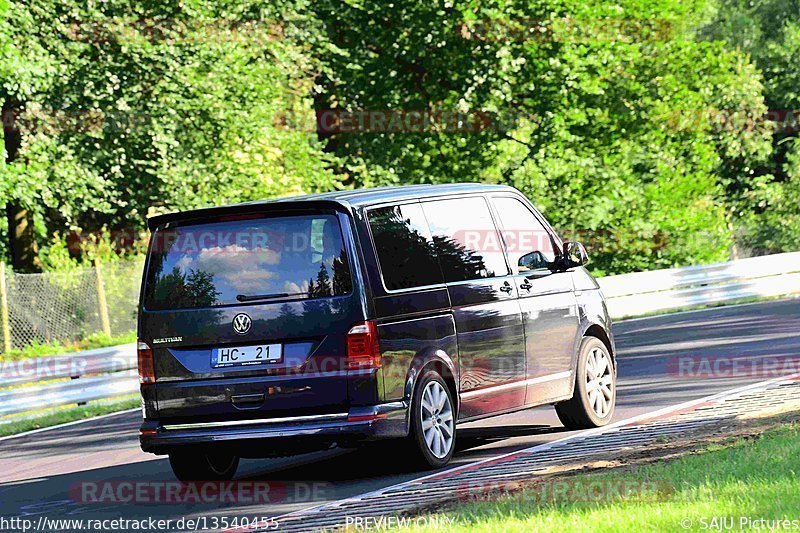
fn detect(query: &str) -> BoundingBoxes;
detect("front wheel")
[168,451,239,481]
[408,369,456,468]
[555,336,616,429]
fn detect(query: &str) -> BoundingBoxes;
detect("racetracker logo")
[669,356,800,379]
[456,479,674,503]
[71,480,331,505]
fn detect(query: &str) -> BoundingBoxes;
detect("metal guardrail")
[1,343,136,387]
[597,252,800,318]
[0,343,138,421]
[0,372,138,418]
[2,253,800,420]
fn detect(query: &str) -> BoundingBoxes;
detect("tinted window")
[492,197,557,274]
[368,203,443,290]
[422,197,509,282]
[144,214,352,310]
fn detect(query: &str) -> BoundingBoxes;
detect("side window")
[422,197,509,282]
[367,203,443,290]
[492,197,557,274]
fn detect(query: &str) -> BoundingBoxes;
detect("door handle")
[499,283,513,294]
[520,281,532,291]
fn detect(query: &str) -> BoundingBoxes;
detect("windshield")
[144,214,352,310]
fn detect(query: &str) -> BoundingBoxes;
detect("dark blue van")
[138,184,616,480]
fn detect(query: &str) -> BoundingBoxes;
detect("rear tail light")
[137,341,155,384]
[346,321,381,370]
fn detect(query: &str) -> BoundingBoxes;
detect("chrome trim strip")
[162,412,348,431]
[460,371,571,399]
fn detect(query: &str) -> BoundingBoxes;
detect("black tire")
[407,369,456,469]
[168,451,239,481]
[555,336,616,429]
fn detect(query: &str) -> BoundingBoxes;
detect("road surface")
[1,298,798,528]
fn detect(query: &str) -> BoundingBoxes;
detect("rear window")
[144,214,352,310]
[367,203,443,290]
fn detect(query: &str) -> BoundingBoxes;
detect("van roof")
[148,183,517,229]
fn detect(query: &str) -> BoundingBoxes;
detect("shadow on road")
[239,422,566,481]
[456,424,562,451]
[0,422,569,524]
[2,299,798,527]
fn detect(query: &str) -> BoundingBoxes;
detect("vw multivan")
[138,184,616,480]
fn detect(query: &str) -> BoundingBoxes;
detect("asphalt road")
[1,298,798,529]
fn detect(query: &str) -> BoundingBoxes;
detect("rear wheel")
[555,337,616,429]
[168,451,239,481]
[408,369,456,468]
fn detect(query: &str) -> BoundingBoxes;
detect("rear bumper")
[139,401,408,455]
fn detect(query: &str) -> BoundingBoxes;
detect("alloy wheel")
[585,347,613,417]
[420,381,454,459]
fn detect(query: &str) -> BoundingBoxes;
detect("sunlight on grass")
[411,424,800,532]
[0,331,136,361]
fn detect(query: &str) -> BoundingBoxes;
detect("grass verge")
[0,331,136,361]
[0,396,139,437]
[413,422,800,532]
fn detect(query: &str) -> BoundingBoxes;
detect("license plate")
[211,344,282,368]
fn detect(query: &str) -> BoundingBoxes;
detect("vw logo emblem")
[232,313,252,335]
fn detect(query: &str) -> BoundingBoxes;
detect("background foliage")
[1,0,797,275]
[702,0,800,256]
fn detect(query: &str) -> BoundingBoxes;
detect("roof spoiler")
[146,199,352,231]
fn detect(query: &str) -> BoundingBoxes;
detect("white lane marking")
[0,408,140,443]
[273,371,800,521]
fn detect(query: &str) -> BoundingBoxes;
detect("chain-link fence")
[0,260,143,354]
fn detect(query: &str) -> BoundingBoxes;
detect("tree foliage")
[312,0,771,273]
[1,0,342,270]
[0,0,796,275]
[702,0,800,255]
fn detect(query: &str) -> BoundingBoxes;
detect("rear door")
[489,195,580,404]
[140,208,365,422]
[421,196,526,419]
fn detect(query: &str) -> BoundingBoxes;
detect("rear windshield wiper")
[236,291,307,303]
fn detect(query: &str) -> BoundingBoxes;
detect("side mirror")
[518,250,548,272]
[562,241,589,269]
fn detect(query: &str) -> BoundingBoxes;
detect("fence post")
[94,258,112,336]
[0,262,10,352]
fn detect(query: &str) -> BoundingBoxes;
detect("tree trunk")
[6,204,40,272]
[3,99,41,272]
[727,220,741,260]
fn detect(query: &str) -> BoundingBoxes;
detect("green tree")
[151,267,221,308]
[331,249,352,294]
[313,263,332,297]
[0,0,343,270]
[1,0,784,277]
[702,0,800,255]
[311,0,772,274]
